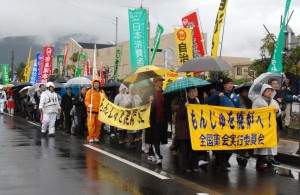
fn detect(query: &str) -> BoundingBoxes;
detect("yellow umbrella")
[123,65,171,83]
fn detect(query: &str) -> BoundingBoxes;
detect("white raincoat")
[252,84,281,156]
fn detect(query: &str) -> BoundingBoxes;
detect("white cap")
[0,85,3,90]
[46,82,55,88]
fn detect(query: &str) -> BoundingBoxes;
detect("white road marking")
[84,144,170,180]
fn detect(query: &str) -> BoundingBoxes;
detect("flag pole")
[90,44,97,121]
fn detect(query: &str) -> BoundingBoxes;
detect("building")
[31,33,253,81]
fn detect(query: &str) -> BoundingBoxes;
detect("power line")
[58,0,114,21]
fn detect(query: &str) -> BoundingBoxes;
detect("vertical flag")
[36,53,44,83]
[29,61,38,84]
[174,28,193,77]
[174,28,193,65]
[128,8,149,71]
[1,64,10,84]
[99,62,105,85]
[57,55,64,77]
[76,53,87,77]
[182,11,206,58]
[62,43,69,76]
[211,0,228,57]
[84,60,90,76]
[40,46,54,84]
[92,44,98,78]
[150,23,164,64]
[113,45,123,81]
[23,47,32,82]
[268,0,292,73]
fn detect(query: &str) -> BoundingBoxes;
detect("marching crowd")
[0,74,299,173]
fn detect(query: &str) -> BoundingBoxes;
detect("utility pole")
[115,17,118,46]
[11,50,15,81]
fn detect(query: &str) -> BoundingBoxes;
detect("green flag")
[128,8,149,71]
[150,23,164,65]
[267,0,291,73]
[57,55,64,77]
[113,45,123,81]
[1,64,10,84]
[76,53,87,77]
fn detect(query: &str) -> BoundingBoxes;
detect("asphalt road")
[0,114,299,195]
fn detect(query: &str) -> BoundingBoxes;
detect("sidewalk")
[277,138,300,167]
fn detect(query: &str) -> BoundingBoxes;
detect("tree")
[66,52,79,78]
[260,33,276,58]
[15,62,26,81]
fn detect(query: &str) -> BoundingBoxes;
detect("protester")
[85,79,106,143]
[73,86,87,138]
[281,76,296,129]
[61,87,75,134]
[206,78,241,171]
[236,86,252,166]
[0,85,6,115]
[113,83,128,144]
[146,75,172,166]
[252,84,281,170]
[39,82,61,137]
[169,95,181,156]
[124,85,142,149]
[6,88,15,116]
[34,84,46,122]
[176,87,208,172]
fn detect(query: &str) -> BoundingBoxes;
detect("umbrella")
[101,81,122,88]
[11,82,32,90]
[163,77,210,94]
[19,86,31,94]
[234,82,253,94]
[54,76,69,83]
[3,83,14,90]
[65,77,92,86]
[123,65,171,83]
[248,72,285,101]
[27,83,42,97]
[177,56,232,72]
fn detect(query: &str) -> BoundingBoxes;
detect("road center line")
[84,144,170,180]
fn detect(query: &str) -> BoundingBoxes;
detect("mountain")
[0,34,99,67]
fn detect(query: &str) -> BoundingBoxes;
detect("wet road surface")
[0,114,299,195]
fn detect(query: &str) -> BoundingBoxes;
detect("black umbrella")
[54,77,69,83]
[234,82,253,94]
[11,82,32,90]
[101,82,122,88]
[177,56,232,72]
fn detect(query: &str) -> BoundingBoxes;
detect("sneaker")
[143,148,149,154]
[147,155,157,162]
[192,168,199,173]
[156,159,162,166]
[198,160,209,167]
[89,139,94,143]
[110,133,115,137]
[94,138,100,142]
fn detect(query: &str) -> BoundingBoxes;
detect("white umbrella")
[27,83,42,97]
[248,72,285,101]
[19,86,31,94]
[65,77,92,86]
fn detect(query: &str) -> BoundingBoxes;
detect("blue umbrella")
[163,77,210,94]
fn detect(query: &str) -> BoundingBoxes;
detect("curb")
[276,152,300,168]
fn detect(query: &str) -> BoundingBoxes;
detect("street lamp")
[296,61,300,155]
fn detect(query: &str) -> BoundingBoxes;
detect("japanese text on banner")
[128,8,149,71]
[98,96,151,131]
[187,104,278,150]
[40,46,54,84]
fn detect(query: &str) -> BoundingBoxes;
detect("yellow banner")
[187,104,277,150]
[163,71,178,90]
[174,28,194,77]
[98,96,151,131]
[23,47,32,82]
[211,0,228,57]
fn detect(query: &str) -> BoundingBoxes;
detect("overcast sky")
[0,0,299,60]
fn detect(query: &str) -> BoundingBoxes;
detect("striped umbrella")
[163,77,210,94]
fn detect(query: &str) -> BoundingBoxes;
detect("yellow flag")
[174,28,194,77]
[187,104,277,150]
[163,71,178,90]
[23,47,32,82]
[211,0,229,57]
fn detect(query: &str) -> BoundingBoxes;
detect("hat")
[222,78,233,84]
[153,75,165,82]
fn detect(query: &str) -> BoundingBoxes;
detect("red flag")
[40,46,54,84]
[62,43,69,76]
[100,65,105,85]
[84,60,90,76]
